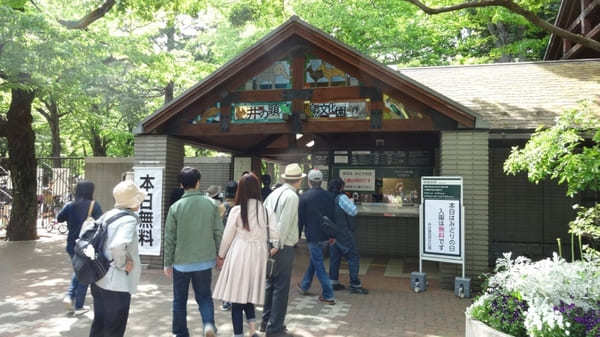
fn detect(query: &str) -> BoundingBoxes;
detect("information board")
[420,177,464,264]
[339,169,376,191]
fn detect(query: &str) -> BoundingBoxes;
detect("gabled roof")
[138,16,478,134]
[400,59,600,130]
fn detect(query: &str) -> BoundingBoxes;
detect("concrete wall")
[84,157,134,213]
[83,136,234,269]
[439,130,489,291]
[85,156,233,219]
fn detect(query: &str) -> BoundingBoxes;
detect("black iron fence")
[0,157,85,233]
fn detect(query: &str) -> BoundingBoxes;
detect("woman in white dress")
[213,173,279,337]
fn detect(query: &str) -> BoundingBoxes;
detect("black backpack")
[72,211,128,285]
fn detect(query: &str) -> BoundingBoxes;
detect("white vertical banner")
[134,167,164,256]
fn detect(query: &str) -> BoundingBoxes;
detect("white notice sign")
[339,169,375,191]
[134,167,163,256]
[420,177,463,262]
[424,199,460,256]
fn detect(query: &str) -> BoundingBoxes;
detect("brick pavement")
[0,230,470,337]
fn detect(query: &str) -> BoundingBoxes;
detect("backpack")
[72,210,128,285]
[223,201,233,227]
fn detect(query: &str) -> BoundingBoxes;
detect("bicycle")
[38,189,68,234]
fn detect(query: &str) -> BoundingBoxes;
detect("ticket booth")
[134,17,489,289]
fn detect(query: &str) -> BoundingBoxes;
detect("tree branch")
[36,107,50,120]
[58,0,116,30]
[403,0,600,53]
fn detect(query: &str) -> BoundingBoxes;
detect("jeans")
[67,252,88,309]
[300,241,334,300]
[329,241,362,288]
[231,303,255,336]
[262,246,295,334]
[172,268,215,337]
[89,284,131,337]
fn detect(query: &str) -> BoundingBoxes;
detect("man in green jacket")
[164,167,223,337]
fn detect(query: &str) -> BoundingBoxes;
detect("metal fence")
[0,157,85,232]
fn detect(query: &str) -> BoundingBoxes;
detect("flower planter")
[465,314,515,337]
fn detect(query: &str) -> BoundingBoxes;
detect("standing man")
[164,167,223,337]
[297,169,336,304]
[260,163,304,337]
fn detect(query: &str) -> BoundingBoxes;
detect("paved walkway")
[0,229,470,337]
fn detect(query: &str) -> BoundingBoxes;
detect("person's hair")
[309,179,322,188]
[234,173,262,231]
[261,174,271,187]
[241,171,249,177]
[178,167,201,189]
[224,180,238,199]
[74,180,95,201]
[328,178,345,195]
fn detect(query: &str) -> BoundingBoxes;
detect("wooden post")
[290,50,306,133]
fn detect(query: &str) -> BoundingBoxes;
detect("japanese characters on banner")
[339,169,376,191]
[133,167,163,256]
[421,177,463,261]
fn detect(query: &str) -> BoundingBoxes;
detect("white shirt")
[263,183,299,248]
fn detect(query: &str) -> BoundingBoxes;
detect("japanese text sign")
[339,169,375,191]
[421,177,463,261]
[133,167,163,256]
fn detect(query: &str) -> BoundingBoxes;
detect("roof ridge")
[396,58,600,71]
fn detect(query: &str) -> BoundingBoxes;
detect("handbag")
[321,215,338,237]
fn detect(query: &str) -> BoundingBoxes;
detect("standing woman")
[213,173,279,337]
[89,180,145,337]
[57,180,103,315]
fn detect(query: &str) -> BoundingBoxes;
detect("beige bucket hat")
[113,180,146,209]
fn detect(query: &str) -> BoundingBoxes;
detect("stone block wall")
[439,130,490,291]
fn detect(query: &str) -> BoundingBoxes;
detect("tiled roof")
[399,59,600,130]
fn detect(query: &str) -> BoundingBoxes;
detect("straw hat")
[280,163,306,180]
[113,180,146,209]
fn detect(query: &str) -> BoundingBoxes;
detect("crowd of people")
[60,162,367,337]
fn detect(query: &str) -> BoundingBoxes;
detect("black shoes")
[332,283,346,291]
[350,286,369,294]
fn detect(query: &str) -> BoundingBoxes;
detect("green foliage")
[504,104,600,253]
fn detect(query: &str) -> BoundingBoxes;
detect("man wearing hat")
[260,163,304,337]
[296,168,336,305]
[164,167,223,337]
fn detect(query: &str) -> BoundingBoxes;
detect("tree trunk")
[45,100,62,167]
[165,81,174,104]
[90,128,108,157]
[6,88,37,241]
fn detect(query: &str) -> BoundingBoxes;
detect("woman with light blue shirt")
[88,180,145,337]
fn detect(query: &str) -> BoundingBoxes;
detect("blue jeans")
[172,268,215,337]
[300,241,334,300]
[67,252,88,309]
[231,303,255,336]
[329,241,362,288]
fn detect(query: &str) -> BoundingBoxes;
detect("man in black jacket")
[297,169,336,304]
